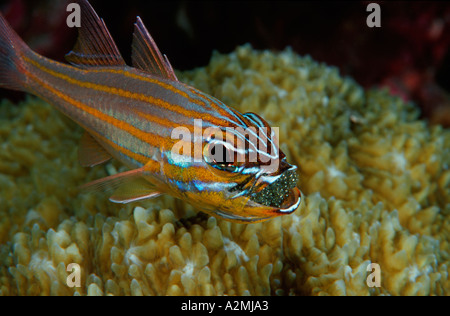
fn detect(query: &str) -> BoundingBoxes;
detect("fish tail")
[0,13,31,92]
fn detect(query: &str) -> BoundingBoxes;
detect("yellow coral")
[0,45,449,295]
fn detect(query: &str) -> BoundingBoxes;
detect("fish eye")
[204,141,237,172]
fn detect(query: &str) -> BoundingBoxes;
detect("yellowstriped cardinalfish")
[0,0,301,223]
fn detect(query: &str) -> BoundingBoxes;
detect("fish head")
[190,112,302,223]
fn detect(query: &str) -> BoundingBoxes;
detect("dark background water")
[1,0,449,126]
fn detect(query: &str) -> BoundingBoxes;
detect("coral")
[0,45,449,295]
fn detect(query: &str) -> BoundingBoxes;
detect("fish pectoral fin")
[109,177,163,203]
[65,0,126,67]
[78,132,112,167]
[80,166,163,203]
[80,166,146,194]
[131,16,178,81]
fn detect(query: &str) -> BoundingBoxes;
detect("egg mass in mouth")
[250,168,299,208]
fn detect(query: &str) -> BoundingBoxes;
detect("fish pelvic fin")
[0,12,31,92]
[109,178,163,204]
[65,0,126,68]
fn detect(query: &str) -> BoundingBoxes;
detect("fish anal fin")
[131,16,178,81]
[78,132,112,167]
[110,177,162,203]
[65,0,126,67]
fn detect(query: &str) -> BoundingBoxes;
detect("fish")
[0,0,301,223]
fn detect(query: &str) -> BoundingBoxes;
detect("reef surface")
[0,45,448,295]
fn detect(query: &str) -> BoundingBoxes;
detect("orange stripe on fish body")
[0,0,301,223]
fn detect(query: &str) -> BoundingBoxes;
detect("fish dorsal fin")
[78,131,112,167]
[131,16,178,81]
[65,0,126,67]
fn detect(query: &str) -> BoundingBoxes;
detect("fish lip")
[275,187,301,214]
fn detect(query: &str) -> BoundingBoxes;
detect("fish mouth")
[249,167,301,213]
